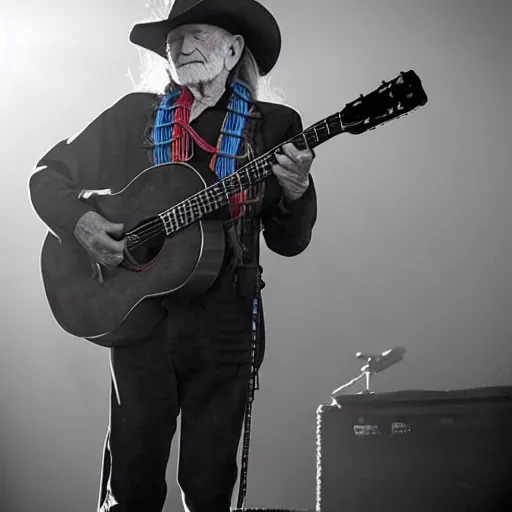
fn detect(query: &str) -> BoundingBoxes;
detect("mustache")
[176,60,204,67]
[174,44,211,67]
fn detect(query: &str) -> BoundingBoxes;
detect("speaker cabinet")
[316,387,512,511]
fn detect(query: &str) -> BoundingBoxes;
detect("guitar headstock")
[340,70,428,135]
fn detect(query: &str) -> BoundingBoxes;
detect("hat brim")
[129,0,281,76]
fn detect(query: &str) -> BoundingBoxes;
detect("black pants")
[97,280,260,512]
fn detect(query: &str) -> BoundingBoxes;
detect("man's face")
[166,23,233,86]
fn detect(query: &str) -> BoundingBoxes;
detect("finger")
[100,253,124,268]
[273,164,297,179]
[272,164,287,183]
[104,222,124,235]
[94,233,126,254]
[281,142,299,158]
[282,143,306,161]
[275,174,309,192]
[272,165,308,187]
[274,152,296,171]
[273,156,310,183]
[272,164,289,181]
[282,143,313,164]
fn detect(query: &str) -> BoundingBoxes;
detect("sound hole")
[126,218,167,267]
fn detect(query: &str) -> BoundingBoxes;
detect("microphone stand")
[331,347,406,405]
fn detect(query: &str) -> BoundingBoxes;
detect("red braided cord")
[171,88,248,217]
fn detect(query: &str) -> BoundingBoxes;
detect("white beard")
[169,42,229,87]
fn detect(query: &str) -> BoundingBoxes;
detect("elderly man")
[29,0,317,510]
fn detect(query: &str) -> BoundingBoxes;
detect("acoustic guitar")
[40,70,428,347]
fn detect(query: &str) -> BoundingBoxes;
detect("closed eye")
[168,36,182,46]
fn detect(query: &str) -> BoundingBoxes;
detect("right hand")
[74,211,126,267]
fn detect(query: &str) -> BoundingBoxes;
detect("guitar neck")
[155,69,428,236]
[158,113,344,234]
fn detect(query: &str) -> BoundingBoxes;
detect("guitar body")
[40,162,226,347]
[38,70,428,347]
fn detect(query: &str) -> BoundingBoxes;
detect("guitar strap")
[233,215,264,510]
[234,216,263,510]
[226,104,266,509]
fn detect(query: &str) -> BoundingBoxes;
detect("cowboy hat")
[129,0,281,75]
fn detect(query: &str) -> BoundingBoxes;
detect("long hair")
[127,0,285,103]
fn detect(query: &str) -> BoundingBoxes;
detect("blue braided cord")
[153,89,181,165]
[151,82,251,172]
[214,81,251,180]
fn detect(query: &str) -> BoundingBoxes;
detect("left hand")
[272,143,314,202]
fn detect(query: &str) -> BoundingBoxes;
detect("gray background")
[2,0,512,510]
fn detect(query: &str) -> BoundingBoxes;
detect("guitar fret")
[236,172,243,192]
[168,213,176,232]
[216,187,223,205]
[210,188,219,210]
[189,197,196,215]
[224,178,234,197]
[202,190,211,211]
[160,212,172,235]
[221,181,230,202]
[210,186,222,209]
[242,169,251,187]
[203,194,210,214]
[262,156,271,176]
[252,165,259,183]
[198,194,208,215]
[184,203,192,224]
